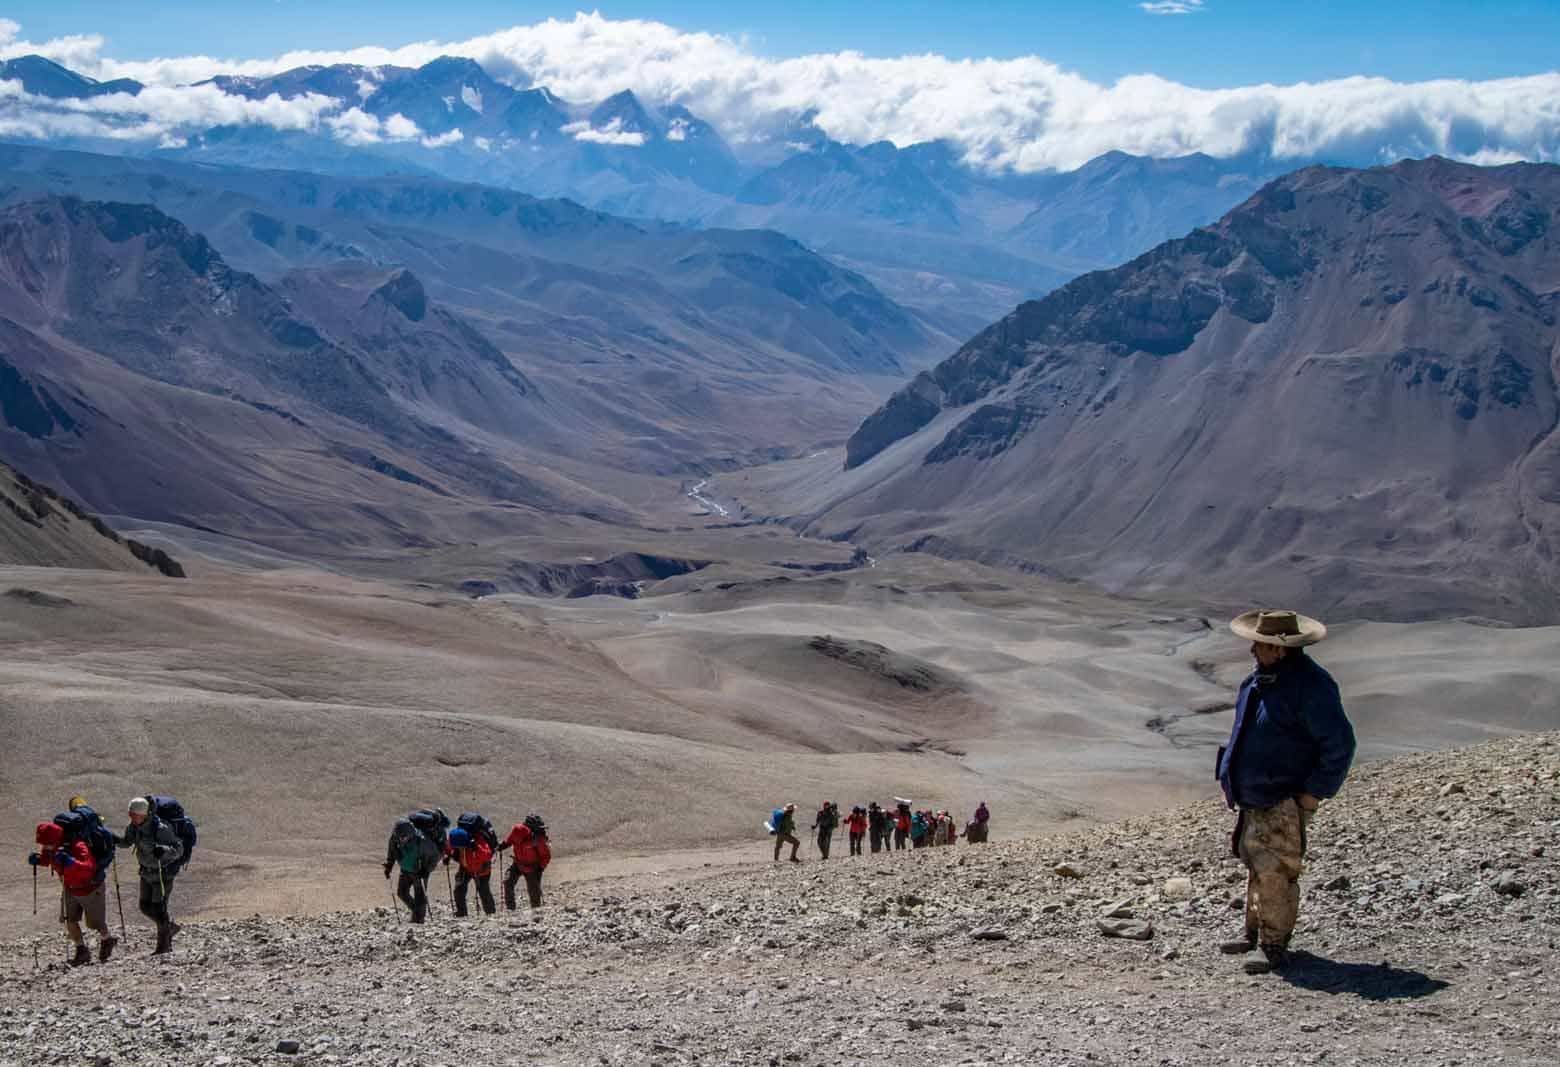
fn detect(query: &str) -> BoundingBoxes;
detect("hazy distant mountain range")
[0,148,943,558]
[0,53,1287,332]
[777,158,1560,622]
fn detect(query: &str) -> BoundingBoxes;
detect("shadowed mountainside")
[0,459,183,576]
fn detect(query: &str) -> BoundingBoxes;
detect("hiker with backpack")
[966,801,991,844]
[936,811,958,846]
[770,803,801,863]
[119,796,186,954]
[811,801,840,860]
[449,812,499,917]
[845,806,868,856]
[909,810,929,849]
[893,801,912,850]
[29,801,119,966]
[384,810,446,923]
[867,802,888,854]
[446,828,496,917]
[499,814,552,910]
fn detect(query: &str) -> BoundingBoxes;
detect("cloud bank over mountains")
[2,12,1558,171]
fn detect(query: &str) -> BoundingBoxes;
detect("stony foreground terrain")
[2,731,1556,1066]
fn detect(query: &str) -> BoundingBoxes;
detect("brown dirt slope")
[1,731,1554,1065]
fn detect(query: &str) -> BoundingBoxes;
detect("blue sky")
[5,1,1557,88]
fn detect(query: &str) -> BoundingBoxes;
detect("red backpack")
[460,838,494,877]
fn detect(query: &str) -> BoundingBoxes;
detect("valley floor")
[1,732,1555,1065]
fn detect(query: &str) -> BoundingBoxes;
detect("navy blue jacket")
[1217,651,1356,810]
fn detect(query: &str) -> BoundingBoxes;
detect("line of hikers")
[769,799,991,861]
[27,794,198,964]
[23,611,1351,982]
[383,808,552,924]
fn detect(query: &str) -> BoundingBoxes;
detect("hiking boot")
[789,856,802,864]
[168,921,182,947]
[98,936,118,963]
[67,944,91,967]
[1219,933,1258,955]
[1242,944,1291,975]
[153,929,171,956]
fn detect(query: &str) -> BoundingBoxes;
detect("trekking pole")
[112,860,127,938]
[444,863,456,917]
[32,865,37,916]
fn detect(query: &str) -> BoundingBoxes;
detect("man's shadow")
[1280,951,1450,1001]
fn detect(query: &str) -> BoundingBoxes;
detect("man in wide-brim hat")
[1216,609,1356,975]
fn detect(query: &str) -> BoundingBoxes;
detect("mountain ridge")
[2,52,1293,327]
[760,157,1560,623]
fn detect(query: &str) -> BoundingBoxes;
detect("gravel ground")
[3,732,1556,1066]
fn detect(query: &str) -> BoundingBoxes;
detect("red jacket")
[451,838,493,878]
[895,811,911,833]
[503,825,552,873]
[845,811,867,834]
[51,840,98,895]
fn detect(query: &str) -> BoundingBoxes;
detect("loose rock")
[1096,919,1154,941]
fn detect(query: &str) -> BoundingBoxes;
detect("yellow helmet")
[68,795,89,811]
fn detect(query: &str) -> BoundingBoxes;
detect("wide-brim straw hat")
[1230,609,1327,647]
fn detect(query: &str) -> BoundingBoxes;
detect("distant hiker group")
[383,808,552,924]
[768,799,991,862]
[28,794,197,963]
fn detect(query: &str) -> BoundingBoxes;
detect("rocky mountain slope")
[0,143,946,468]
[0,195,612,555]
[0,171,942,557]
[0,459,182,575]
[776,158,1560,623]
[4,730,1554,1065]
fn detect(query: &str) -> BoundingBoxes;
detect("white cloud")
[383,113,418,140]
[2,12,1559,172]
[666,117,689,142]
[1140,1,1205,14]
[461,84,482,113]
[561,117,647,147]
[324,106,384,145]
[421,127,464,148]
[0,72,425,147]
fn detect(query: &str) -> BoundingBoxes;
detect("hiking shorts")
[62,886,107,931]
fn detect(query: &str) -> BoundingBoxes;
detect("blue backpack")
[768,808,785,835]
[409,809,450,850]
[145,795,197,876]
[456,811,498,850]
[53,807,117,884]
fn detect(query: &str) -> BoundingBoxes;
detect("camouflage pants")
[1237,798,1313,948]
